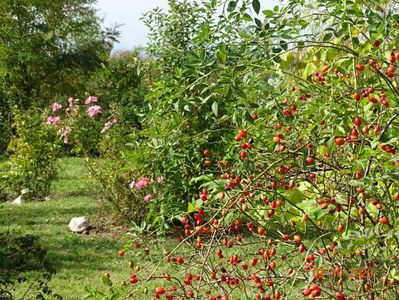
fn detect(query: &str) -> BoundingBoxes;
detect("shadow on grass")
[45,234,121,271]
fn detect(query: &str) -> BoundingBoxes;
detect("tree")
[0,0,118,153]
[0,0,118,109]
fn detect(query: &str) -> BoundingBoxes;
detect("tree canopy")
[0,0,118,153]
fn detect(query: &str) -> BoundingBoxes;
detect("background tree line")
[0,0,119,154]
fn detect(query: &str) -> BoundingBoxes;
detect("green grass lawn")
[0,158,131,299]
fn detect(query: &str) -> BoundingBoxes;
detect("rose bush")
[0,109,60,201]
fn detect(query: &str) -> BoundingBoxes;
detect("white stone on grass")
[11,188,31,205]
[12,195,23,205]
[68,216,89,233]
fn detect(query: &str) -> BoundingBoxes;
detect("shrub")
[89,0,399,299]
[87,49,147,130]
[85,129,149,223]
[86,121,172,230]
[0,98,11,156]
[0,109,60,201]
[43,95,153,225]
[0,231,60,299]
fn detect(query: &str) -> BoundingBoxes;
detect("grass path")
[0,158,129,299]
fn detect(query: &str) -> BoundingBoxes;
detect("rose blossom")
[51,102,63,112]
[101,118,117,133]
[46,115,61,125]
[144,194,152,202]
[87,105,102,117]
[85,95,98,105]
[57,127,72,144]
[134,177,151,190]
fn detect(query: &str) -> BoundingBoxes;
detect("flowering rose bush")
[86,150,167,225]
[45,96,104,155]
[0,109,60,200]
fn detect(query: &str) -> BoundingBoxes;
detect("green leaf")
[323,32,333,41]
[102,275,112,287]
[227,1,237,12]
[200,179,226,191]
[221,212,235,225]
[262,9,274,17]
[348,180,361,187]
[242,13,253,22]
[280,40,288,51]
[391,268,399,280]
[244,111,254,124]
[217,45,227,64]
[302,62,318,79]
[252,0,260,14]
[189,174,214,184]
[211,101,219,117]
[286,189,305,204]
[254,18,262,28]
[188,200,203,212]
[198,24,210,43]
[299,19,308,29]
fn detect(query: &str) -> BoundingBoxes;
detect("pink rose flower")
[57,127,72,144]
[87,105,102,117]
[85,96,98,105]
[134,177,151,190]
[46,116,61,125]
[101,118,118,133]
[51,102,63,112]
[144,194,152,202]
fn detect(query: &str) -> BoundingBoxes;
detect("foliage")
[136,0,251,229]
[85,129,150,223]
[45,50,153,224]
[0,0,117,109]
[0,232,59,300]
[0,109,60,201]
[0,0,118,155]
[44,94,155,225]
[92,0,399,299]
[87,49,147,130]
[2,0,399,297]
[0,93,11,155]
[143,0,219,73]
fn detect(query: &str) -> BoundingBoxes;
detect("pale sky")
[95,0,170,51]
[95,0,278,51]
